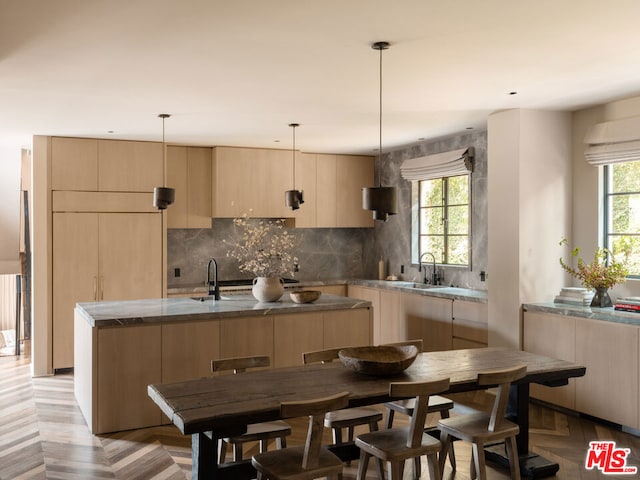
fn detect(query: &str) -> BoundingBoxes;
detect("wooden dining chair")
[303,347,383,444]
[382,340,457,473]
[437,365,527,480]
[211,355,292,463]
[251,391,350,480]
[355,377,451,480]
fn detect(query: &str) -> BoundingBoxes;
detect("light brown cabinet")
[293,153,374,228]
[348,285,382,342]
[213,146,292,218]
[452,300,488,349]
[53,212,163,369]
[402,293,452,352]
[523,310,639,429]
[522,311,576,409]
[166,146,212,228]
[75,304,371,433]
[51,137,163,192]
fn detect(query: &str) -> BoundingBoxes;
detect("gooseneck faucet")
[418,252,438,285]
[206,258,221,300]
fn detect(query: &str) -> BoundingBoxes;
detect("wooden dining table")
[148,347,585,480]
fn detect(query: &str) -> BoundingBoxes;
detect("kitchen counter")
[76,293,370,327]
[523,302,640,326]
[168,278,488,303]
[348,279,488,303]
[74,293,373,434]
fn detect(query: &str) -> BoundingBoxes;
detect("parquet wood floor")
[1,355,638,479]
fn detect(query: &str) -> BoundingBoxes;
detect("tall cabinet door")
[99,213,163,301]
[53,213,99,369]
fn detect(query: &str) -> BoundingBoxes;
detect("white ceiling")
[3,0,640,155]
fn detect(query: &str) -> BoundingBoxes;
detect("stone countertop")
[523,302,640,326]
[76,293,371,328]
[349,279,488,303]
[168,279,488,303]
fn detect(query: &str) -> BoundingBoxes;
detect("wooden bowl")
[289,290,322,304]
[338,345,418,376]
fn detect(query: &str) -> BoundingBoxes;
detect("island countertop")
[76,293,371,327]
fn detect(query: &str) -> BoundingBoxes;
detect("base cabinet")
[523,310,639,429]
[403,293,452,352]
[452,300,488,349]
[75,305,372,434]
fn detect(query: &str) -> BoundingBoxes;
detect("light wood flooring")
[1,354,638,480]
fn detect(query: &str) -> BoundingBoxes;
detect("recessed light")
[274,140,280,143]
[466,127,473,130]
[418,137,425,141]
[107,130,114,134]
[509,91,518,96]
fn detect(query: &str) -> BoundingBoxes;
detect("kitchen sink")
[393,282,447,290]
[190,295,235,301]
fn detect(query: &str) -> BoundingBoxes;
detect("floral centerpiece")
[225,216,298,302]
[559,238,628,307]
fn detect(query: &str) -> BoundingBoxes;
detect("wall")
[373,130,488,290]
[0,145,22,274]
[166,130,488,288]
[488,109,572,349]
[573,95,640,299]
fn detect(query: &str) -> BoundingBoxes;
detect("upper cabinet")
[213,146,292,218]
[51,137,163,192]
[166,146,212,228]
[293,153,374,228]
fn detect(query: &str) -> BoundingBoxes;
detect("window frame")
[413,173,472,268]
[603,163,640,279]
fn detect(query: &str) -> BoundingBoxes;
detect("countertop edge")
[523,302,640,326]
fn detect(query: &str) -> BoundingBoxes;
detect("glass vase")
[590,287,613,308]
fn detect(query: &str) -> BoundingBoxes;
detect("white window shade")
[584,116,640,165]
[400,147,474,181]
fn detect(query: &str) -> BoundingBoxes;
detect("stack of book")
[554,287,594,306]
[614,297,640,313]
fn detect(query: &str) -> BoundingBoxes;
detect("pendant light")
[153,113,175,210]
[285,122,304,210]
[362,41,398,222]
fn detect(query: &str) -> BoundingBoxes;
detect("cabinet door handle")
[100,276,104,300]
[93,277,97,301]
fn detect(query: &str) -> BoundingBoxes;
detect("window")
[604,160,640,277]
[417,174,470,265]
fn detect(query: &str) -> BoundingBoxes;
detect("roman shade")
[400,147,474,181]
[584,116,640,165]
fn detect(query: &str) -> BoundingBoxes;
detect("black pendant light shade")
[153,114,175,210]
[285,123,304,210]
[362,186,397,221]
[362,41,398,221]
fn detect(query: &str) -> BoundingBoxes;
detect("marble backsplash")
[167,130,488,290]
[167,222,374,286]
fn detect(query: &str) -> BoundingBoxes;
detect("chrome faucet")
[206,258,221,300]
[418,252,438,285]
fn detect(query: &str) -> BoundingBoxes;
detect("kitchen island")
[74,293,372,434]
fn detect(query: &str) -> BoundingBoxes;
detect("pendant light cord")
[378,44,383,187]
[289,123,299,190]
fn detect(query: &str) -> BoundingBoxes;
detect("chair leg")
[438,432,450,475]
[356,450,371,480]
[256,471,263,480]
[426,452,440,480]
[471,443,486,480]
[413,456,421,480]
[389,460,404,480]
[276,436,286,449]
[506,436,521,480]
[369,420,379,432]
[348,426,355,442]
[439,408,456,471]
[375,458,385,480]
[386,409,395,429]
[260,439,268,453]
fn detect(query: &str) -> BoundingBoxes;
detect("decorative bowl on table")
[289,290,322,304]
[338,345,418,376]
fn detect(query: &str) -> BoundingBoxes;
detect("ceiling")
[3,0,640,155]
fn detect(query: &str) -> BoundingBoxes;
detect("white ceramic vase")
[252,277,285,302]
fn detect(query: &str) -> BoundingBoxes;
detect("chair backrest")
[302,347,347,365]
[281,392,350,469]
[390,378,450,448]
[382,339,424,353]
[477,364,527,432]
[211,355,270,375]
